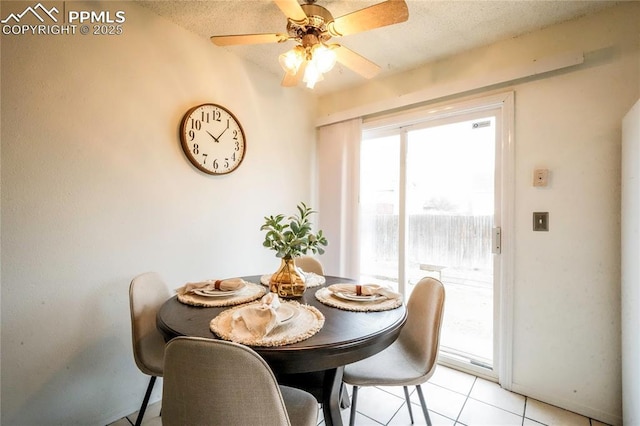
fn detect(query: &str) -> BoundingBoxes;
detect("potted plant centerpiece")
[261,202,328,298]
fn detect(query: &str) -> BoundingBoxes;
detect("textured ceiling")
[136,0,621,95]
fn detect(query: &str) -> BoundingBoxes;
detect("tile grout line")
[465,392,529,418]
[407,386,459,424]
[358,410,385,426]
[385,393,408,426]
[453,376,477,424]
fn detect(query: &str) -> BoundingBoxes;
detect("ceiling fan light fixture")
[212,0,408,89]
[311,43,336,74]
[278,45,305,75]
[303,60,324,89]
[279,42,335,88]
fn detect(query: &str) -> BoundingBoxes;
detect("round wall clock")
[179,103,246,175]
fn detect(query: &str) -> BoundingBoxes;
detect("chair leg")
[415,385,432,426]
[403,386,415,424]
[340,382,351,409]
[349,385,359,426]
[135,376,157,426]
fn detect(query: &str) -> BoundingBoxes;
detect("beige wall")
[316,3,639,425]
[1,1,316,424]
[622,99,640,426]
[2,1,638,424]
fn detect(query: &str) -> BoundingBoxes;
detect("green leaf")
[260,202,328,260]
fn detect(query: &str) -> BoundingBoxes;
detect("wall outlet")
[534,169,549,187]
[533,212,549,231]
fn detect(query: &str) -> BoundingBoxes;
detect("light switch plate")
[533,212,549,231]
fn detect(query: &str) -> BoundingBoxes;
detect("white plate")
[277,304,298,323]
[333,291,385,302]
[193,288,242,298]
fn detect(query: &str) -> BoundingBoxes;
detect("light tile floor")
[109,365,611,426]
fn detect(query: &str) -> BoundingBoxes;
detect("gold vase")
[270,257,306,298]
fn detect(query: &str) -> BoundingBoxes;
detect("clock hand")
[214,119,230,141]
[206,130,220,143]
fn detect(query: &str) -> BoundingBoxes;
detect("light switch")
[534,169,549,187]
[533,212,549,231]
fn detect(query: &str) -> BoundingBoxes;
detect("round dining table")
[156,275,406,426]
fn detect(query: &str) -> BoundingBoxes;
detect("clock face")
[179,104,246,175]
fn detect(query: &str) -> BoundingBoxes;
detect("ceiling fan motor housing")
[286,3,334,43]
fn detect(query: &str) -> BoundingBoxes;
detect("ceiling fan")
[210,0,409,88]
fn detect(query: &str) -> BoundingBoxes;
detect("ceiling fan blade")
[211,33,288,46]
[334,45,381,79]
[281,62,306,87]
[328,0,409,37]
[273,0,308,24]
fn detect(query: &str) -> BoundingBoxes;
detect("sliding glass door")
[359,101,506,377]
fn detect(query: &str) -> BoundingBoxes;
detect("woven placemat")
[210,301,325,347]
[260,273,325,288]
[315,287,403,312]
[177,282,266,307]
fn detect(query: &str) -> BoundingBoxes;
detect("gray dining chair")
[160,336,318,426]
[129,272,171,426]
[343,277,445,426]
[295,255,324,275]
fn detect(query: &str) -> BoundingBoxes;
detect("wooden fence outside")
[364,214,493,270]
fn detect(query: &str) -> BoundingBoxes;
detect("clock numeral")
[213,110,222,122]
[213,159,219,170]
[188,130,195,141]
[231,152,236,162]
[202,153,208,164]
[192,143,199,155]
[224,159,229,169]
[201,110,210,123]
[190,119,202,131]
[235,141,240,151]
[232,129,239,140]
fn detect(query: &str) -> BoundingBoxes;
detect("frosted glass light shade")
[303,61,323,89]
[279,46,305,75]
[312,44,336,74]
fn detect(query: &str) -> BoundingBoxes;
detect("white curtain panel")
[316,118,362,279]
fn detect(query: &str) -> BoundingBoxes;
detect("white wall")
[621,99,640,425]
[0,1,316,424]
[316,3,639,425]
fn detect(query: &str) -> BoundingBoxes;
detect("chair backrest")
[162,336,293,426]
[399,277,445,378]
[129,272,171,376]
[296,256,324,275]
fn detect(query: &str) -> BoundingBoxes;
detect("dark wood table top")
[157,275,407,374]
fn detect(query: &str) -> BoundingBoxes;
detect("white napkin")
[231,293,282,338]
[303,272,325,286]
[327,283,401,300]
[176,278,247,295]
